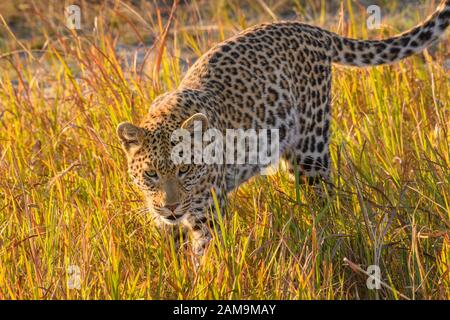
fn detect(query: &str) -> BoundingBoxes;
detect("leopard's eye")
[144,170,158,180]
[178,164,190,176]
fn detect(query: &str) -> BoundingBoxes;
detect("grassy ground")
[0,0,449,299]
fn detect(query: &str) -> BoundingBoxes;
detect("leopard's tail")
[330,0,449,67]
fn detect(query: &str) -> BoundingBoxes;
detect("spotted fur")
[117,1,449,256]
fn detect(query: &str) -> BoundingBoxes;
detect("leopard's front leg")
[191,215,213,256]
[185,179,227,258]
[184,213,216,256]
[153,214,188,251]
[184,196,225,256]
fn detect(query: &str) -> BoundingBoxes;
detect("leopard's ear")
[116,122,144,154]
[181,113,209,131]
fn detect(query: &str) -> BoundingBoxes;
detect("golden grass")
[0,0,449,299]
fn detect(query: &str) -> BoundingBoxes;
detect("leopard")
[117,0,449,257]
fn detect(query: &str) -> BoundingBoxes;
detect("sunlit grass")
[0,0,448,300]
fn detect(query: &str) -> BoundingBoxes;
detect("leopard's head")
[116,93,218,224]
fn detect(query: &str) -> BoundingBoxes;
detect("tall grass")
[0,0,448,299]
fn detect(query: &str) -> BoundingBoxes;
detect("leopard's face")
[116,103,215,224]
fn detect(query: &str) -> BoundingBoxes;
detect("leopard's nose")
[164,203,179,212]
